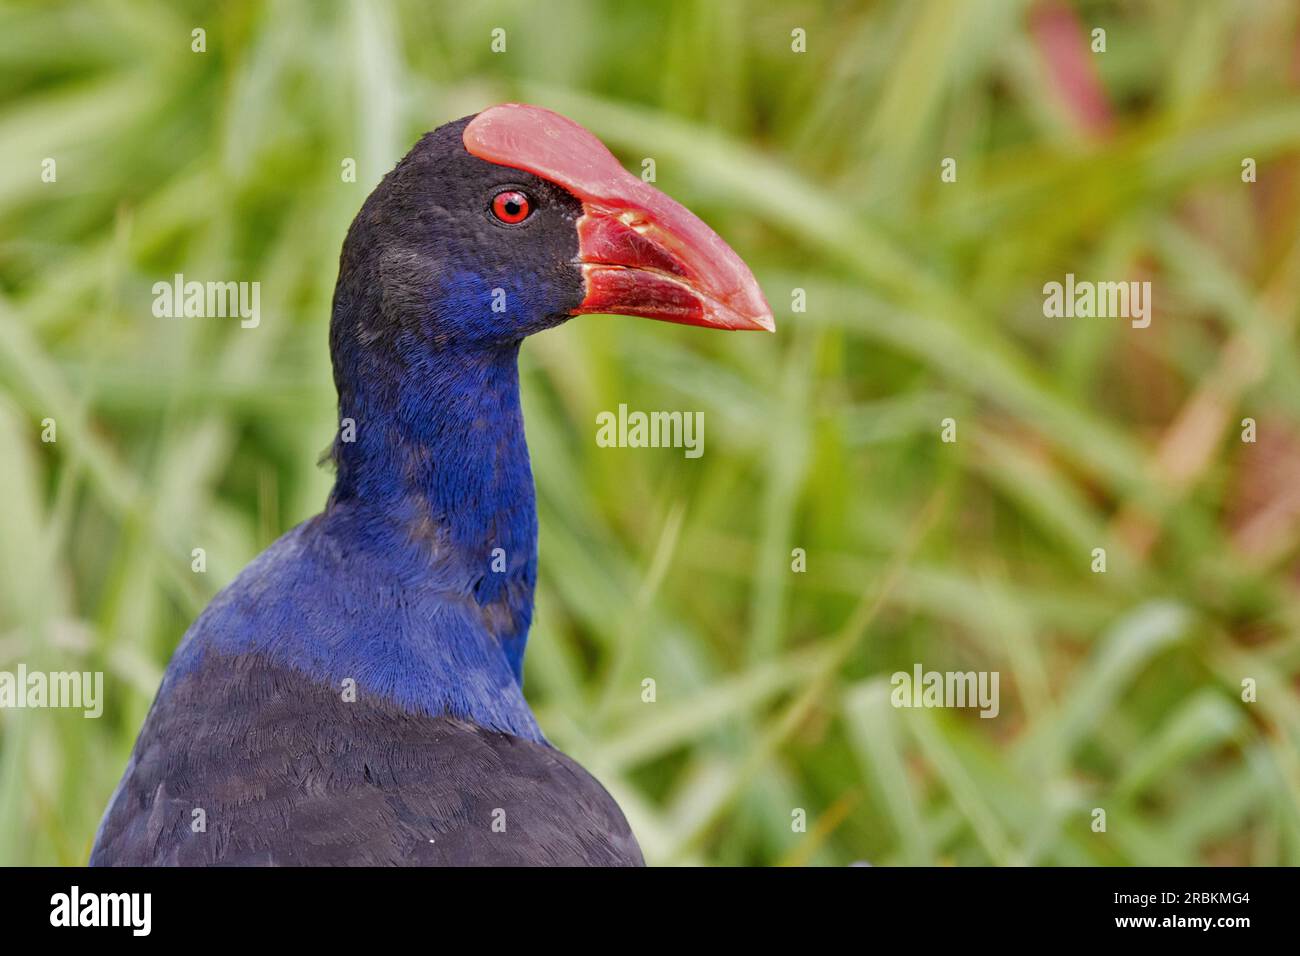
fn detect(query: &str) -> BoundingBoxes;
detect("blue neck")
[317,339,541,736]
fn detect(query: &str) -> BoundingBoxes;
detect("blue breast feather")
[167,514,543,742]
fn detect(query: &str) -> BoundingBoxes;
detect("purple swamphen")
[91,104,773,866]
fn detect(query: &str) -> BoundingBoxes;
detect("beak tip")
[741,292,776,333]
[708,289,774,332]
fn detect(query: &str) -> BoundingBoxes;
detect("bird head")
[332,103,774,355]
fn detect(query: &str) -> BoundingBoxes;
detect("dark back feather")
[91,653,642,866]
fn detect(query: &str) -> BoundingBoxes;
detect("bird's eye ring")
[491,190,532,224]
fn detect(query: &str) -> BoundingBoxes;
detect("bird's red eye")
[491,190,532,224]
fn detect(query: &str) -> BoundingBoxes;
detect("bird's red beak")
[464,104,775,332]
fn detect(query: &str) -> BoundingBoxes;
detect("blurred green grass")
[2,0,1299,866]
